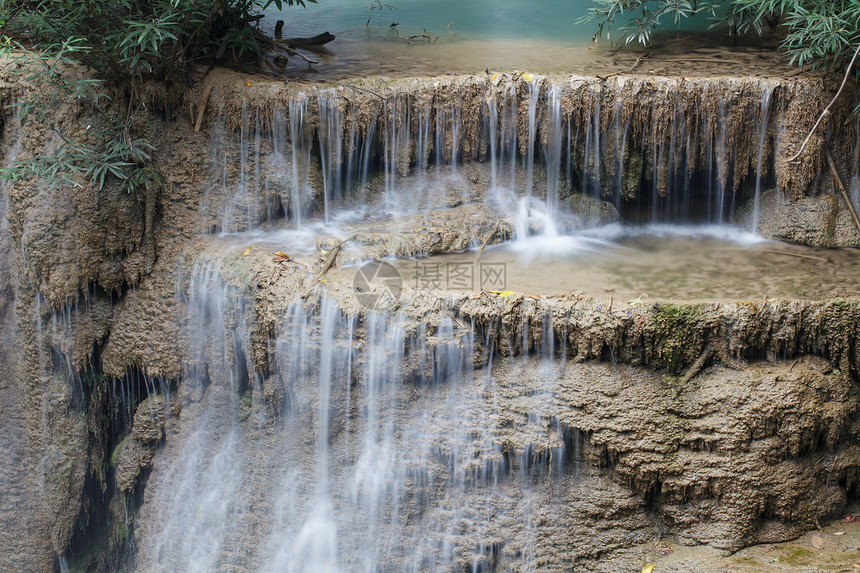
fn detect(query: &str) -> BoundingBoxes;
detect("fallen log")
[281,31,336,46]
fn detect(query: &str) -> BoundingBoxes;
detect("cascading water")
[289,95,313,228]
[196,75,793,240]
[318,89,343,223]
[128,76,808,568]
[752,84,775,234]
[543,86,563,237]
[135,255,641,570]
[8,60,860,573]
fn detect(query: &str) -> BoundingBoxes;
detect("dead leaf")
[243,248,251,257]
[641,565,655,573]
[245,79,252,87]
[811,534,824,550]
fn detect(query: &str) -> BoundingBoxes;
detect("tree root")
[680,325,746,384]
[194,84,211,132]
[680,344,714,384]
[788,42,860,162]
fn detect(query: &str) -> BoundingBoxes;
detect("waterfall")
[289,95,313,229]
[317,90,343,224]
[132,253,607,570]
[139,262,251,572]
[487,98,498,190]
[544,85,563,237]
[10,63,860,573]
[525,79,540,207]
[197,76,786,235]
[752,85,775,234]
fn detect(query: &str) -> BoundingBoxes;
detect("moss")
[781,547,813,566]
[110,435,130,468]
[650,303,708,372]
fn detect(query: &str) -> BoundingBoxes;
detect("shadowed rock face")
[0,58,859,571]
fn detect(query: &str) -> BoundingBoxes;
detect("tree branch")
[788,42,860,163]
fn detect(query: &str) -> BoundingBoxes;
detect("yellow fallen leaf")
[497,290,516,298]
[320,277,326,283]
[245,79,252,87]
[491,73,498,82]
[642,565,655,573]
[243,248,251,257]
[272,251,292,263]
[522,73,534,82]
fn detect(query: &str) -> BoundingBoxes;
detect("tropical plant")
[0,0,314,194]
[584,0,860,71]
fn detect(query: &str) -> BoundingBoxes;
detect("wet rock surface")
[742,188,860,247]
[1,55,860,571]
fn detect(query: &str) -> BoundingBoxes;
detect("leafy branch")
[584,0,860,74]
[0,0,314,195]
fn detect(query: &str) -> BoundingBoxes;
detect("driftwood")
[282,32,336,46]
[253,29,319,70]
[301,234,357,297]
[477,219,502,255]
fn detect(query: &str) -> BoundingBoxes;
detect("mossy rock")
[649,303,709,372]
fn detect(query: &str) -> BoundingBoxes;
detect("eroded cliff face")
[0,59,859,571]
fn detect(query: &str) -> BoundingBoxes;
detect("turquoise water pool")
[265,0,589,42]
[260,0,723,78]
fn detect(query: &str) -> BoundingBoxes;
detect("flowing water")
[132,220,860,570]
[204,75,784,236]
[83,69,860,570]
